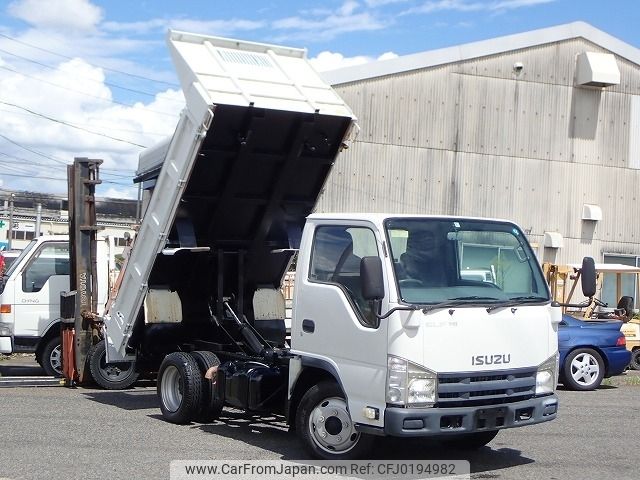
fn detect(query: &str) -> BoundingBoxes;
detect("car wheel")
[563,348,604,391]
[88,340,139,390]
[39,336,63,377]
[296,381,373,460]
[190,351,224,423]
[157,352,202,424]
[630,349,640,371]
[446,430,499,449]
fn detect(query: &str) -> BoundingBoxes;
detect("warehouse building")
[320,21,640,293]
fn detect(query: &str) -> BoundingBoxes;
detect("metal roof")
[322,21,640,85]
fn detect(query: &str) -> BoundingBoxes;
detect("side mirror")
[361,256,384,301]
[581,257,597,298]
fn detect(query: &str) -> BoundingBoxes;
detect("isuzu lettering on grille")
[472,354,511,366]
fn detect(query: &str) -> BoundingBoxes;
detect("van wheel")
[88,340,139,390]
[296,381,373,459]
[191,351,224,423]
[446,430,499,449]
[40,337,63,377]
[157,352,202,424]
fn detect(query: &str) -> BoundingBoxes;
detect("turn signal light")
[616,335,626,347]
[0,304,11,313]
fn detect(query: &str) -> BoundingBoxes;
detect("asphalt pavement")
[0,355,638,480]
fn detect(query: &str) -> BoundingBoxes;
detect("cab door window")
[22,243,70,293]
[309,226,380,326]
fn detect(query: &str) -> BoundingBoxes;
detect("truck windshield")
[385,218,549,306]
[3,239,37,278]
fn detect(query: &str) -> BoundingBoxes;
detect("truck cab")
[287,214,559,456]
[0,235,111,376]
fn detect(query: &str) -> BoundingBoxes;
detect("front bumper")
[0,336,12,354]
[384,395,558,437]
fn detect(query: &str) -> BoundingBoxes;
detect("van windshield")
[384,218,550,306]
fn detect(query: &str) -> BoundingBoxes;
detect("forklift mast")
[64,158,103,384]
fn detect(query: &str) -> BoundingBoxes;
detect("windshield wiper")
[486,296,549,312]
[421,296,502,313]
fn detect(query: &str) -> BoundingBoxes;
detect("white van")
[0,235,111,375]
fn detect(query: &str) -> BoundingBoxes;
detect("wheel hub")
[309,397,359,454]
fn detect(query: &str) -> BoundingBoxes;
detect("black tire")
[296,381,373,460]
[157,352,202,424]
[191,351,224,423]
[562,348,605,391]
[630,349,640,371]
[39,336,63,377]
[445,430,499,449]
[88,340,139,390]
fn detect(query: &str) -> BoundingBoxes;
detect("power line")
[0,64,179,118]
[0,100,147,148]
[0,170,136,187]
[0,46,184,102]
[0,156,135,180]
[0,132,67,164]
[0,31,179,88]
[0,107,170,138]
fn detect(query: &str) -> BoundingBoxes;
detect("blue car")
[558,314,631,390]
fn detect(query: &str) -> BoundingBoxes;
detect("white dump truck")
[65,31,598,459]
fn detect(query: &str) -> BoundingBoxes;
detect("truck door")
[13,242,70,337]
[292,224,388,427]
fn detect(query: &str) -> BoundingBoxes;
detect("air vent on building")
[575,52,620,87]
[543,232,564,249]
[582,204,602,221]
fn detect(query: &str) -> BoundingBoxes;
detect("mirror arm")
[371,300,420,320]
[551,297,606,309]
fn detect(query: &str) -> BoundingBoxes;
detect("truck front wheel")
[296,381,373,459]
[88,340,139,390]
[39,337,63,377]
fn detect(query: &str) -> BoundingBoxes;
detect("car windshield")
[385,218,550,306]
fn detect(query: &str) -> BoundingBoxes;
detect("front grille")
[437,368,537,408]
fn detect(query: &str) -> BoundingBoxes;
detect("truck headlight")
[0,322,12,337]
[387,355,436,407]
[536,353,558,395]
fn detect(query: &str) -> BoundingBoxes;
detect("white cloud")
[310,50,399,72]
[7,0,103,32]
[102,18,266,37]
[403,0,554,15]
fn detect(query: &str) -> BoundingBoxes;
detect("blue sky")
[0,0,639,197]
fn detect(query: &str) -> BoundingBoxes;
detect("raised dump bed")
[104,31,357,361]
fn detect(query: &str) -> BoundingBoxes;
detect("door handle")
[302,319,315,333]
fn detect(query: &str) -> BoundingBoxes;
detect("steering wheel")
[399,279,425,288]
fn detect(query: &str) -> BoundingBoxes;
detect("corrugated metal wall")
[317,38,640,265]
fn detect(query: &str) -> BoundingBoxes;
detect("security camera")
[513,62,524,73]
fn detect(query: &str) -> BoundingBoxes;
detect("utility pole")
[7,194,14,249]
[35,203,42,237]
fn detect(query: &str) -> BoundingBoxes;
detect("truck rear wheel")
[296,381,373,460]
[157,352,202,424]
[191,351,224,423]
[39,336,63,377]
[88,340,139,390]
